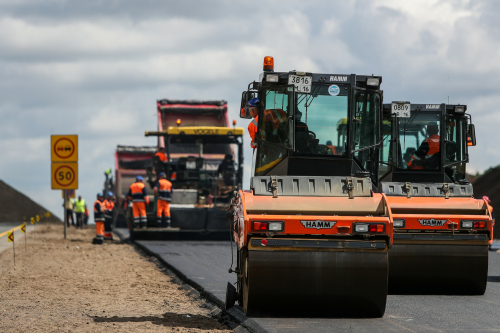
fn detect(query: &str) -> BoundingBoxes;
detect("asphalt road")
[114,229,500,332]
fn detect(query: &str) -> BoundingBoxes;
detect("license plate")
[288,75,312,93]
[391,103,411,118]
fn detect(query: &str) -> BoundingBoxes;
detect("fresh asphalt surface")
[116,229,500,332]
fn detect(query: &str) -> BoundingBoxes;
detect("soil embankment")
[0,223,232,332]
[0,180,60,223]
[471,167,500,238]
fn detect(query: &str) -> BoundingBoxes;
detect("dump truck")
[113,145,157,228]
[379,102,491,294]
[225,57,393,317]
[128,99,244,240]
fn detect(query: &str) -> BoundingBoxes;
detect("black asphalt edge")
[114,229,266,333]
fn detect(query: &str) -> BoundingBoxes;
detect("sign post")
[51,135,78,239]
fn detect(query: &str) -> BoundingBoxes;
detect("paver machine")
[225,57,393,317]
[379,102,492,294]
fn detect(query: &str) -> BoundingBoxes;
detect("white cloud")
[1,0,500,218]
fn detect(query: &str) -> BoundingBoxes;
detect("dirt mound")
[0,180,61,223]
[471,166,500,239]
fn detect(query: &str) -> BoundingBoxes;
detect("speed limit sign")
[51,163,78,190]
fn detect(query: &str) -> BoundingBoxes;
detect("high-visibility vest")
[156,179,172,202]
[104,200,115,218]
[408,134,440,169]
[155,152,168,162]
[127,182,149,203]
[248,116,258,148]
[74,199,85,213]
[94,200,104,221]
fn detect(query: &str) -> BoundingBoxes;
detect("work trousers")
[157,200,171,227]
[66,209,74,226]
[75,212,84,227]
[104,217,113,240]
[132,202,147,225]
[95,220,104,244]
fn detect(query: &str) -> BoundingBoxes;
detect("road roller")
[225,57,393,317]
[379,102,492,294]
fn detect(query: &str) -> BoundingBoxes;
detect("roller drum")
[244,250,388,317]
[389,242,488,295]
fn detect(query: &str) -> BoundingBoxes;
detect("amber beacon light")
[263,56,274,72]
[176,119,181,126]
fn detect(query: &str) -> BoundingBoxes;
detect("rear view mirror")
[240,91,257,119]
[467,124,476,146]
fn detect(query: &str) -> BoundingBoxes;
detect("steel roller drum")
[243,250,388,317]
[388,241,488,295]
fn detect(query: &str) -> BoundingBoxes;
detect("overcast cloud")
[0,0,499,219]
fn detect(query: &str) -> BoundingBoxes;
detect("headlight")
[367,77,380,86]
[266,74,279,82]
[355,224,368,232]
[268,222,284,231]
[461,220,473,229]
[393,219,405,228]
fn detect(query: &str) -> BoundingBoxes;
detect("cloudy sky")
[1,0,499,220]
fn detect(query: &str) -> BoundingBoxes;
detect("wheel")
[225,282,237,309]
[241,250,253,315]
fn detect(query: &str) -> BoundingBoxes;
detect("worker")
[74,195,86,228]
[84,205,89,225]
[247,97,259,148]
[155,147,168,162]
[326,140,337,155]
[407,122,440,170]
[483,196,495,250]
[93,193,105,245]
[103,192,115,240]
[127,175,149,228]
[63,193,75,227]
[154,172,172,228]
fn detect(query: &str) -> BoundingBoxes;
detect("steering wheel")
[307,131,316,139]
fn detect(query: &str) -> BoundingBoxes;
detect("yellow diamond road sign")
[51,135,78,162]
[51,163,78,190]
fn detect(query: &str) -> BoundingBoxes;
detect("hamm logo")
[418,219,448,227]
[300,220,336,230]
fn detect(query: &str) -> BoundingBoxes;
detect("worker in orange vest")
[103,191,115,240]
[93,193,105,244]
[247,98,259,149]
[127,175,149,228]
[408,122,440,170]
[154,172,172,228]
[155,147,168,162]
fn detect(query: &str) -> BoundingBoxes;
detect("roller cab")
[379,102,491,294]
[225,57,391,317]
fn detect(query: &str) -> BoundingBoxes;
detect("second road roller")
[379,101,492,294]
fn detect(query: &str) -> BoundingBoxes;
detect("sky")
[1,0,500,220]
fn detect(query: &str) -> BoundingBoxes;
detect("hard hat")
[107,191,113,197]
[483,196,491,203]
[246,97,259,108]
[159,172,166,177]
[97,193,103,197]
[136,175,143,181]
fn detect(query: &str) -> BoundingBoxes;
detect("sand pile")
[0,180,61,223]
[471,167,500,238]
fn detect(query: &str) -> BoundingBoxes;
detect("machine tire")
[241,250,254,316]
[225,282,237,310]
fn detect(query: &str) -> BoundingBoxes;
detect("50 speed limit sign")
[51,163,78,190]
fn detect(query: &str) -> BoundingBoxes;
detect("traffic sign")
[51,135,78,162]
[62,189,76,198]
[8,232,13,242]
[51,163,78,190]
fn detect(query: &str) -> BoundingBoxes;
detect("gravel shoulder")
[0,222,233,332]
